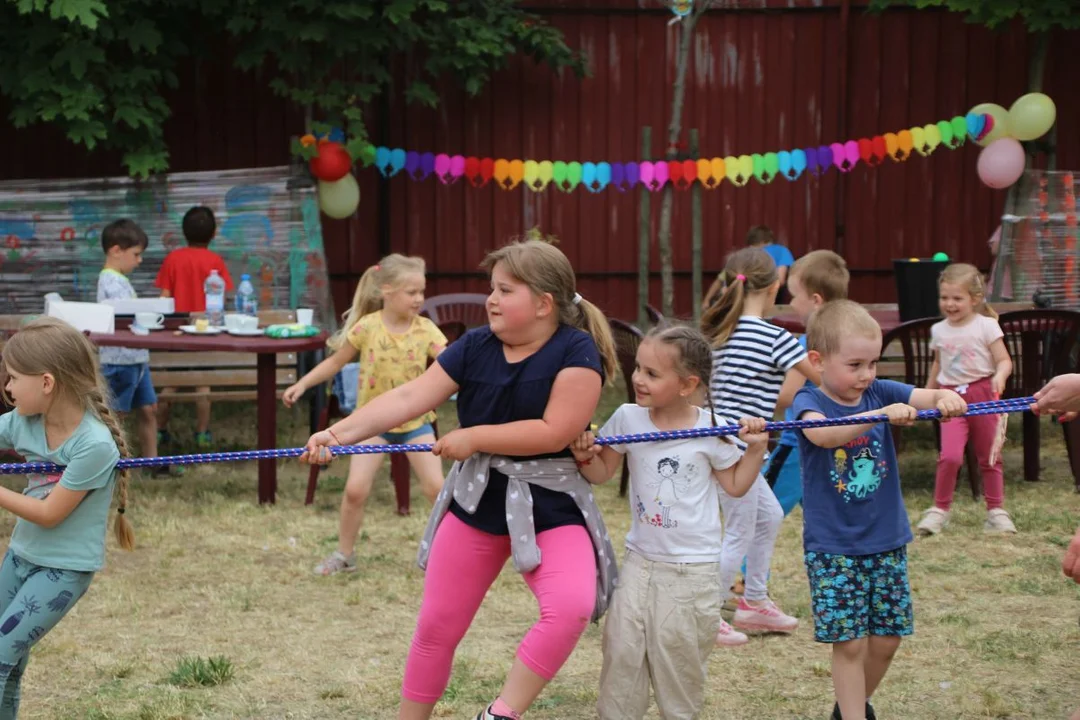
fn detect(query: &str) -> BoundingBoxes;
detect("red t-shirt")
[154,247,234,312]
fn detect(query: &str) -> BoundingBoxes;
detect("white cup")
[134,312,164,329]
[224,313,244,331]
[296,308,314,326]
[238,315,259,331]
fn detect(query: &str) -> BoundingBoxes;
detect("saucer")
[226,328,264,336]
[179,325,224,335]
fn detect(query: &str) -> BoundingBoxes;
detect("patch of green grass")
[167,655,236,688]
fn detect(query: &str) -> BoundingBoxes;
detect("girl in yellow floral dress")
[283,254,447,575]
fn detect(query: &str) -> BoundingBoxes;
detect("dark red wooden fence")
[1,1,1075,319]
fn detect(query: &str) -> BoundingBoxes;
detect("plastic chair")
[609,318,644,497]
[881,318,981,498]
[421,293,489,343]
[996,309,1080,488]
[645,305,670,329]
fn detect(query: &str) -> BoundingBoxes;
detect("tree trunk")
[656,5,705,317]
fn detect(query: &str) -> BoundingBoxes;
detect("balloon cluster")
[300,132,359,219]
[365,111,993,193]
[972,93,1057,190]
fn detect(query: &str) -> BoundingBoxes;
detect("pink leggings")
[401,512,597,703]
[935,377,1005,511]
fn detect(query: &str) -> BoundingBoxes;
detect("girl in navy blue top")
[302,239,617,720]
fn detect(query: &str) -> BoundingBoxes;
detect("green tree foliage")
[869,0,1080,31]
[0,0,585,176]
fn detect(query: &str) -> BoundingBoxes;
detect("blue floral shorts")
[805,546,913,643]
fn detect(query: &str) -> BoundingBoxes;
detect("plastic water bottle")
[236,274,257,316]
[204,269,226,327]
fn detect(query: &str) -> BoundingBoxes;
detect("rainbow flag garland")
[365,113,989,193]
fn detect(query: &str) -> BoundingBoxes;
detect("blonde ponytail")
[573,299,617,382]
[329,254,428,351]
[87,385,135,550]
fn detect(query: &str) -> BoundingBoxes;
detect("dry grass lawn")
[7,385,1080,719]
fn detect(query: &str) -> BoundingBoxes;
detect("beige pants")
[596,550,722,720]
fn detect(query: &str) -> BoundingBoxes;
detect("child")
[97,219,164,473]
[916,263,1015,536]
[570,325,769,720]
[768,250,850,514]
[791,300,966,720]
[0,317,135,715]
[745,225,795,292]
[701,247,818,645]
[300,239,618,720]
[154,206,233,448]
[282,254,448,575]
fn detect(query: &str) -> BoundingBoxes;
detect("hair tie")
[736,274,746,282]
[117,507,125,515]
[572,292,583,305]
[373,264,381,271]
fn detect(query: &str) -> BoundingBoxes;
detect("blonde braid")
[87,385,135,550]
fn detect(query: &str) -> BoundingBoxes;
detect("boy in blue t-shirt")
[791,300,966,720]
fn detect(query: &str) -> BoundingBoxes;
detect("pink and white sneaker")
[733,598,799,634]
[715,618,749,647]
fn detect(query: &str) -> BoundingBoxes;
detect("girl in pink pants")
[302,239,620,720]
[916,263,1016,537]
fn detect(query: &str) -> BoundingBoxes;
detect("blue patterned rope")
[0,396,1034,476]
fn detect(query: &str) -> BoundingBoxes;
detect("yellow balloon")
[318,175,359,219]
[910,126,926,156]
[537,160,554,189]
[970,102,1010,147]
[1008,92,1056,141]
[724,156,741,186]
[923,123,941,153]
[736,155,753,186]
[523,160,540,191]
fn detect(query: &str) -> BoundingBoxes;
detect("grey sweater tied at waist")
[417,453,617,623]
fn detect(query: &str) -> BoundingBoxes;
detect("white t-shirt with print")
[600,404,742,564]
[930,313,1004,387]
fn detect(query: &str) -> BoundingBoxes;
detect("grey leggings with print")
[0,550,93,719]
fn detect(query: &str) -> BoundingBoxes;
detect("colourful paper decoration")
[363,110,988,193]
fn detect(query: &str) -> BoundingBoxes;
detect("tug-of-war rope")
[0,397,1034,476]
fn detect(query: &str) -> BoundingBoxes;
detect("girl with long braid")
[0,317,133,717]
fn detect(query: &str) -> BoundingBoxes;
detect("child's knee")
[342,483,371,507]
[135,405,157,422]
[541,587,595,632]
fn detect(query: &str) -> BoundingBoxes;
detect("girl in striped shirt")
[701,246,819,646]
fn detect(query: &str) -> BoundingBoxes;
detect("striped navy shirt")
[710,316,806,443]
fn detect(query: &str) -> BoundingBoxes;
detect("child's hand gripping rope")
[0,397,1036,476]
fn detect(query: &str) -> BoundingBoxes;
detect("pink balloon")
[434,153,452,183]
[652,160,669,189]
[844,140,860,171]
[449,155,466,180]
[830,143,846,171]
[977,138,1025,189]
[639,161,655,189]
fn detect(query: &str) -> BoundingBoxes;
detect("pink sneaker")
[715,618,749,647]
[733,597,798,634]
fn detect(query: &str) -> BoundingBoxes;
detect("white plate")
[226,328,264,336]
[178,325,224,335]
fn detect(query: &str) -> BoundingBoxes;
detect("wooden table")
[769,308,902,335]
[90,329,328,504]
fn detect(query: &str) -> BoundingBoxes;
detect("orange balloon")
[711,158,726,187]
[897,130,914,159]
[493,159,511,189]
[884,133,899,160]
[507,159,524,189]
[696,158,714,187]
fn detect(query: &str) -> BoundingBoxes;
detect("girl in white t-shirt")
[916,263,1015,537]
[572,325,768,720]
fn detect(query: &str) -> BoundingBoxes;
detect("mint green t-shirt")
[0,410,120,571]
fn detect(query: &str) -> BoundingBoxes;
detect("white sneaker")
[313,550,357,575]
[715,618,749,647]
[916,507,950,536]
[984,508,1017,534]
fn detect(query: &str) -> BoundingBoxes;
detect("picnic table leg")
[256,352,277,504]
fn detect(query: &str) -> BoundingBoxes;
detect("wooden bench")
[152,309,306,404]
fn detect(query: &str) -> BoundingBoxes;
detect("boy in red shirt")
[155,206,233,448]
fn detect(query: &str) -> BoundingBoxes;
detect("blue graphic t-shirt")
[777,335,809,447]
[791,379,914,556]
